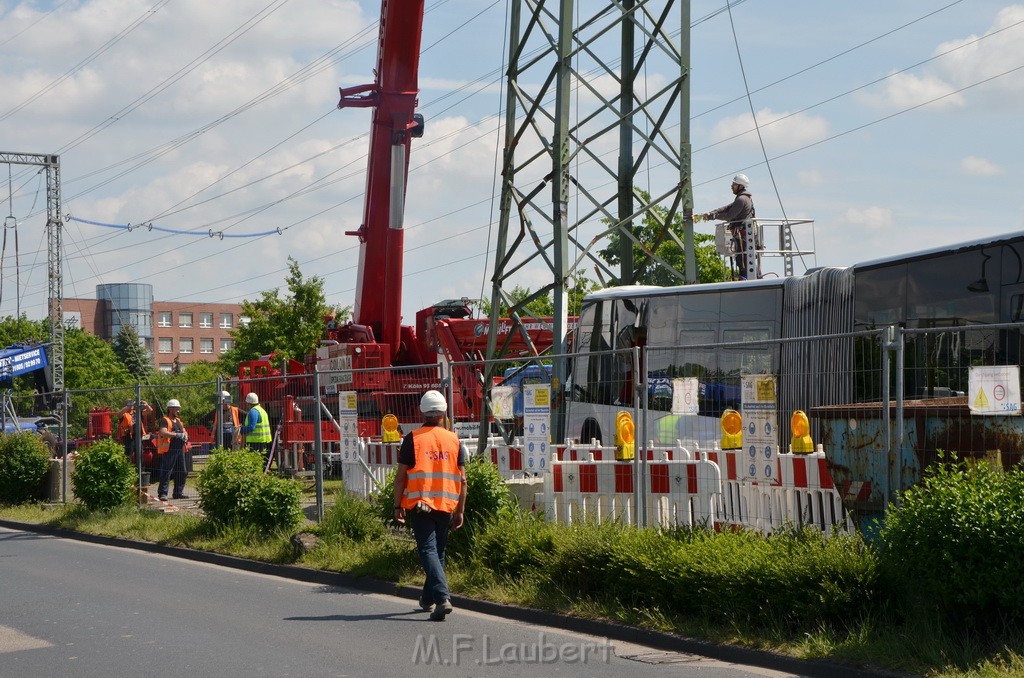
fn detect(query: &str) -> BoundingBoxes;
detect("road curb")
[0,519,906,678]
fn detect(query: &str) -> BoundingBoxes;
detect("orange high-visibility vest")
[155,416,185,455]
[401,427,463,513]
[215,405,240,429]
[116,412,134,441]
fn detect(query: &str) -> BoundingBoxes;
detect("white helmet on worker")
[420,390,447,414]
[245,392,259,405]
[166,399,180,409]
[732,173,750,188]
[220,390,231,403]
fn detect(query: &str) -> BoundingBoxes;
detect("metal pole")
[681,0,695,283]
[618,0,635,285]
[215,376,224,450]
[881,327,891,511]
[61,389,69,503]
[313,371,324,522]
[135,384,143,506]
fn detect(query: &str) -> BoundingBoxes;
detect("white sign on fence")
[490,386,515,420]
[337,390,359,459]
[317,354,353,387]
[968,365,1021,415]
[523,384,550,473]
[671,377,700,415]
[741,375,778,482]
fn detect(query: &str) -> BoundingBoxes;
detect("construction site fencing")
[21,321,1022,533]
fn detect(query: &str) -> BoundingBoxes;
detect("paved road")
[0,526,799,677]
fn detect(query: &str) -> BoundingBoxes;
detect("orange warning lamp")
[720,409,742,450]
[790,410,814,454]
[381,414,401,443]
[614,411,635,461]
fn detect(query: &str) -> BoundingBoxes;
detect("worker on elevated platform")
[702,174,759,279]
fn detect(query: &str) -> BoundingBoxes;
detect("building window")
[220,338,233,353]
[180,338,194,354]
[179,312,193,328]
[219,313,233,329]
[158,337,173,354]
[158,363,174,374]
[200,338,214,354]
[199,312,213,328]
[158,311,172,328]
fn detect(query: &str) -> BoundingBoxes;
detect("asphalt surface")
[0,519,904,677]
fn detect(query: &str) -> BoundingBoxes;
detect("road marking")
[0,625,52,653]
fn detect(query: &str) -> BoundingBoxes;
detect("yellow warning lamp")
[381,414,401,443]
[720,409,743,450]
[614,411,635,461]
[790,410,814,454]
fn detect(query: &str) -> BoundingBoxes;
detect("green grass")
[3,501,1022,678]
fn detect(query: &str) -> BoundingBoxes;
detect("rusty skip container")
[811,397,1024,533]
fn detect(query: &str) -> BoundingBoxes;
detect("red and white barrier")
[772,452,853,533]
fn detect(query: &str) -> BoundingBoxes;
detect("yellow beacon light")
[614,411,636,461]
[720,409,743,450]
[790,410,814,454]
[381,414,401,443]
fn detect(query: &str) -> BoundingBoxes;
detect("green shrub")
[196,450,304,531]
[448,454,518,553]
[71,439,136,511]
[475,509,556,575]
[880,455,1024,632]
[320,492,387,543]
[0,431,51,505]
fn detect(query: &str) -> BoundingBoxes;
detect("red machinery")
[237,1,562,439]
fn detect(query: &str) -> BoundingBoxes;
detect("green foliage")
[476,272,599,318]
[368,467,398,526]
[880,455,1024,633]
[112,324,152,380]
[474,509,556,575]
[319,492,387,543]
[0,432,51,504]
[71,439,136,510]
[220,257,350,371]
[196,449,303,531]
[447,454,518,553]
[598,190,727,285]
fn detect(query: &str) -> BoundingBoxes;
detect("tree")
[477,273,600,319]
[112,324,152,380]
[598,192,727,285]
[220,258,349,371]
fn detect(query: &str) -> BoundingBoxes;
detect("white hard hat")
[220,391,231,402]
[245,392,259,405]
[420,390,447,414]
[166,399,181,409]
[732,173,750,188]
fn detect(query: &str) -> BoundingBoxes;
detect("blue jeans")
[409,509,453,605]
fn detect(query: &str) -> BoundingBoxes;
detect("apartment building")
[63,283,244,373]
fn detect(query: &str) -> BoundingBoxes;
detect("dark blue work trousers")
[158,448,186,499]
[409,509,453,605]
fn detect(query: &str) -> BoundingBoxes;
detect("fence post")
[61,389,69,503]
[636,345,647,528]
[313,370,324,522]
[135,384,143,507]
[215,375,223,451]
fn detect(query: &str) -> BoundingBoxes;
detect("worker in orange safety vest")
[116,399,153,461]
[155,399,189,501]
[393,390,467,622]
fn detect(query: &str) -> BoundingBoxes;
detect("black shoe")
[172,495,184,500]
[418,596,433,611]
[429,599,452,621]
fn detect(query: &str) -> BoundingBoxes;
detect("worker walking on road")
[703,173,759,279]
[393,390,467,622]
[240,392,272,465]
[156,399,189,501]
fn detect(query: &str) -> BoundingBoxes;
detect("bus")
[565,230,1024,462]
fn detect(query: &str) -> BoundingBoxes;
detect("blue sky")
[0,0,1021,325]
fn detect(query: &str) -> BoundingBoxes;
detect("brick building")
[63,283,244,373]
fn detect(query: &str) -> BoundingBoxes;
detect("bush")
[475,509,556,575]
[196,449,304,531]
[71,439,136,511]
[0,432,51,505]
[320,492,387,543]
[448,453,518,553]
[880,455,1024,633]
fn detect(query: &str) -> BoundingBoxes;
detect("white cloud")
[856,71,965,112]
[709,108,829,151]
[961,156,1002,176]
[840,206,893,231]
[797,169,825,187]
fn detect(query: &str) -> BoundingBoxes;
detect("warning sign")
[740,375,778,481]
[968,365,1021,416]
